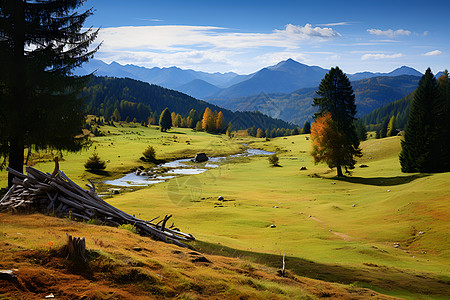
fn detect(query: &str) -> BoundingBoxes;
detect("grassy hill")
[1,124,449,299]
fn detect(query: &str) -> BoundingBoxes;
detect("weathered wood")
[66,233,86,262]
[2,166,195,247]
[0,184,16,204]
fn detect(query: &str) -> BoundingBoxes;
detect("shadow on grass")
[192,240,449,298]
[334,173,429,186]
[165,131,187,135]
[85,170,111,176]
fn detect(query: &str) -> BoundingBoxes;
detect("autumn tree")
[0,0,99,187]
[312,67,361,176]
[216,111,225,133]
[159,108,172,132]
[311,113,356,174]
[202,107,216,132]
[256,128,264,138]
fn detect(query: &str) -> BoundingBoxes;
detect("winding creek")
[103,148,275,187]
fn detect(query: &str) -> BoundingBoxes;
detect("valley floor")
[1,124,449,299]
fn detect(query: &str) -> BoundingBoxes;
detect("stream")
[103,148,275,187]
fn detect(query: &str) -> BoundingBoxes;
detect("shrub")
[84,152,106,171]
[142,145,156,162]
[268,154,279,166]
[118,223,138,234]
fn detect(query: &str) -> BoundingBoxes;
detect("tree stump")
[66,233,86,263]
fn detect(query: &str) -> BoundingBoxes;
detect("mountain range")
[75,58,423,100]
[207,75,421,126]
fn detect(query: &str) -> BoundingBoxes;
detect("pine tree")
[174,114,182,127]
[302,121,311,134]
[0,0,98,186]
[112,108,121,122]
[438,70,450,170]
[400,68,441,172]
[378,117,389,138]
[354,119,367,141]
[386,115,396,137]
[195,121,202,131]
[159,108,172,132]
[312,67,361,176]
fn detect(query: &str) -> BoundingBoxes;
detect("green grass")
[1,123,449,299]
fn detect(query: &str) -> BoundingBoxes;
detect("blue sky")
[84,0,449,75]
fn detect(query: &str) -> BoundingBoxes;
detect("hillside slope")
[83,76,294,130]
[0,213,397,299]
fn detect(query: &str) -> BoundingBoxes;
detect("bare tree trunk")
[336,165,343,177]
[8,0,26,188]
[8,138,24,188]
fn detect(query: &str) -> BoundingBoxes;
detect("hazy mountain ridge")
[75,59,242,91]
[207,75,421,126]
[75,58,423,100]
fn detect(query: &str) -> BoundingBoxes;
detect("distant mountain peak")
[388,66,422,77]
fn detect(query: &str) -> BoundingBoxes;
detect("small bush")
[118,223,138,234]
[268,154,279,166]
[142,145,156,162]
[84,152,106,171]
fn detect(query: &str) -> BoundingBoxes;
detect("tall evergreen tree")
[354,118,367,141]
[386,115,396,137]
[159,108,172,132]
[400,68,442,172]
[0,0,99,187]
[438,70,450,170]
[312,67,361,176]
[302,121,311,134]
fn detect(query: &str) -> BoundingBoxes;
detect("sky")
[83,0,449,75]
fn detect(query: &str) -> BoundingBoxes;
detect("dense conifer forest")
[82,76,294,131]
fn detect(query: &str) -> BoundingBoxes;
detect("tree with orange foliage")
[216,111,225,133]
[202,107,216,132]
[311,113,349,176]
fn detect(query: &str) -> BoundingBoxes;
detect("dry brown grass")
[0,213,399,300]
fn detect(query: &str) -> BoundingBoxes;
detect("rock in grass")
[193,153,208,163]
[0,270,15,279]
[270,224,276,228]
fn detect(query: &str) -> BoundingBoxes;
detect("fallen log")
[1,165,195,247]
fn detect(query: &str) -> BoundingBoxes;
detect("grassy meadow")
[1,123,449,299]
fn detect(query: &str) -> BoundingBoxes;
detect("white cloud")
[317,22,353,26]
[361,53,403,60]
[423,50,442,56]
[276,24,341,39]
[94,24,341,72]
[367,28,411,37]
[97,24,340,53]
[96,50,240,72]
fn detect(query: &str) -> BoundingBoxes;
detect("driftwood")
[0,166,195,247]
